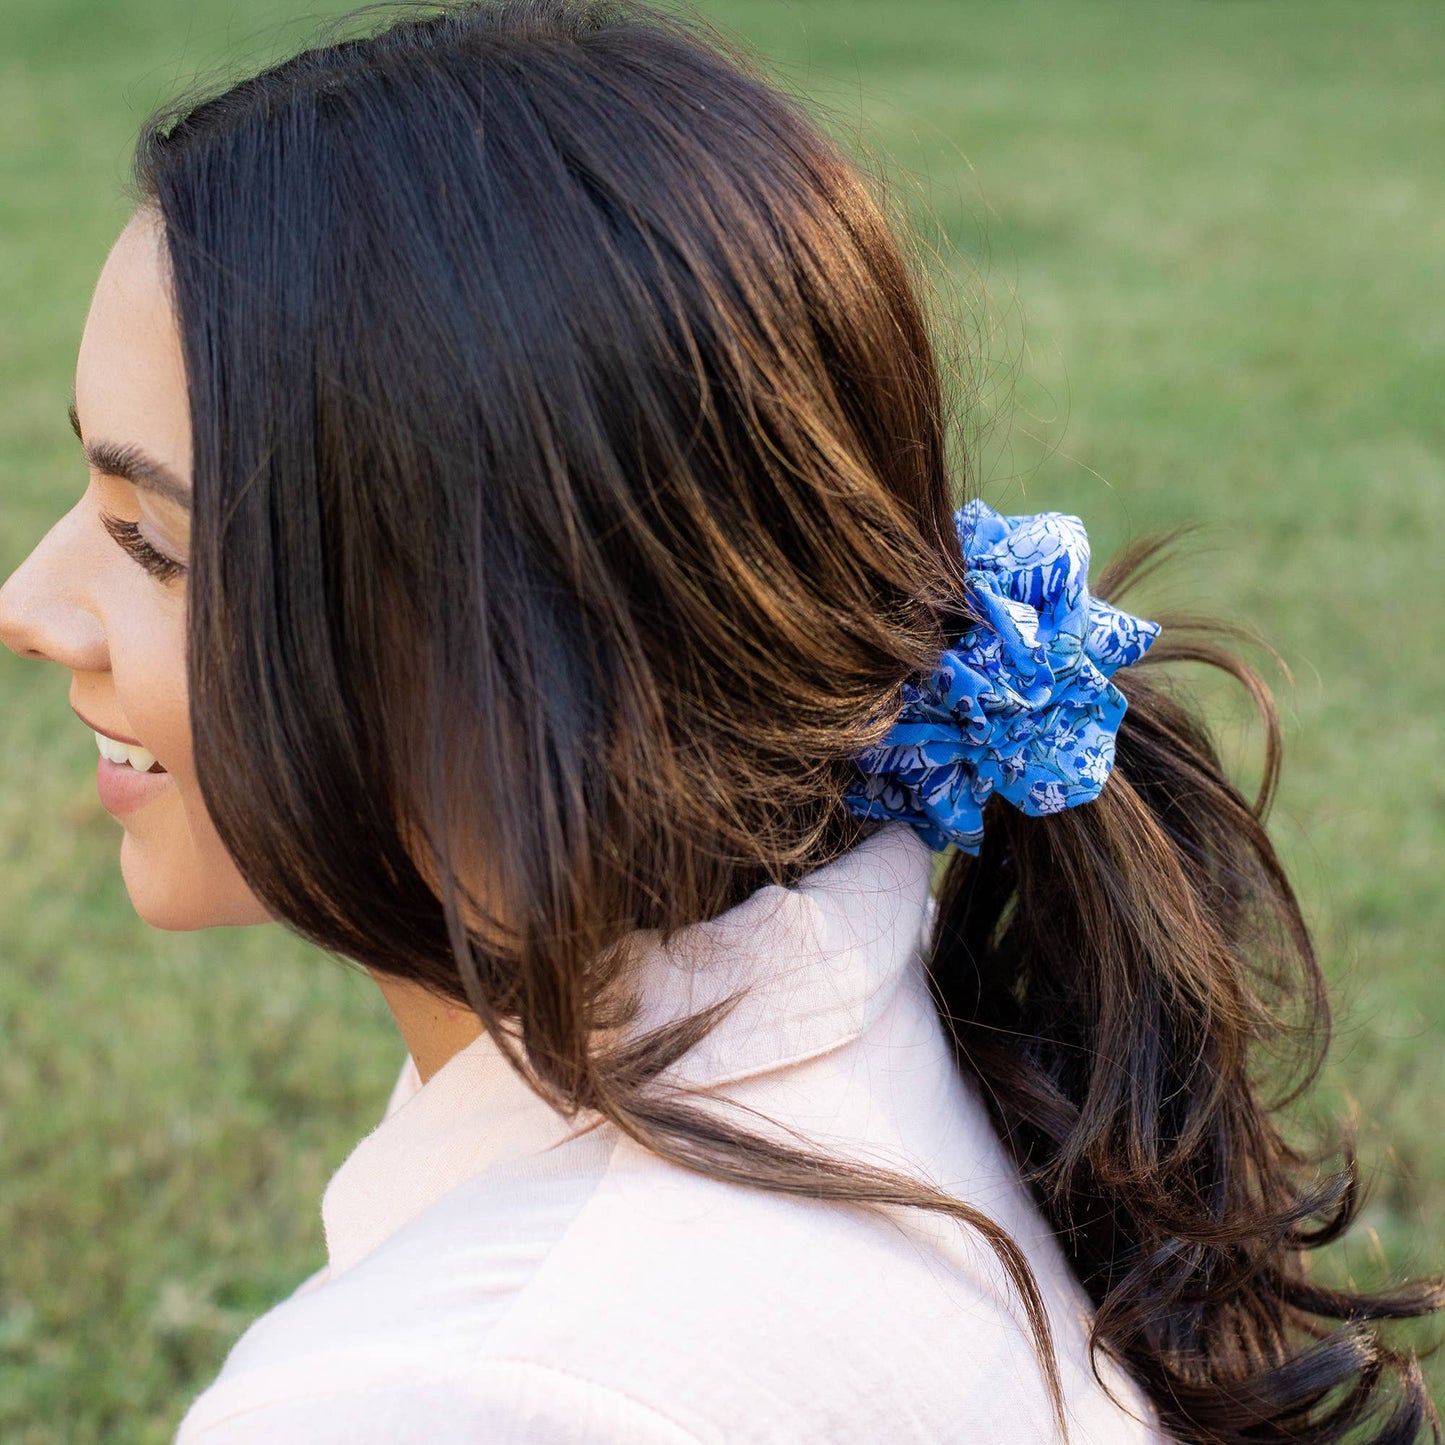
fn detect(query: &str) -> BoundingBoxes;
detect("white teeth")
[93,731,126,764]
[92,729,159,772]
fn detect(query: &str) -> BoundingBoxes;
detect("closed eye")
[98,510,188,584]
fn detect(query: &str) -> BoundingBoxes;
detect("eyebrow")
[68,395,191,510]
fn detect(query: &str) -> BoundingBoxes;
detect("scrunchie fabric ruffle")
[844,500,1161,853]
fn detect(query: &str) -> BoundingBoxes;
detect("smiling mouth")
[92,730,168,775]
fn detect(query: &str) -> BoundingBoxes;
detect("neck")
[367,971,484,1084]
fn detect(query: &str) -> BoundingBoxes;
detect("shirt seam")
[465,1357,711,1442]
[471,1124,620,1351]
[179,1354,711,1442]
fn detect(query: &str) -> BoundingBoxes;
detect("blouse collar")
[321,820,936,1277]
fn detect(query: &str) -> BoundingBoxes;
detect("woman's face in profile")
[0,208,267,930]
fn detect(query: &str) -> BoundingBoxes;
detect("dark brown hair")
[133,1,1440,1438]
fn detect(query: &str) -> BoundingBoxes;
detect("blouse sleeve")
[177,1360,710,1444]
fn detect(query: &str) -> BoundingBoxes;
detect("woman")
[0,1,1437,1440]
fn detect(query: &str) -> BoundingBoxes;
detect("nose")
[0,502,109,672]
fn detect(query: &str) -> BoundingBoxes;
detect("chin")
[118,829,272,931]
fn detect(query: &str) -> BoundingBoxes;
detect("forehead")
[75,209,192,482]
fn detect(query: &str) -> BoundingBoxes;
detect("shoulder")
[471,1133,1159,1444]
[179,1107,1158,1445]
[465,1134,1072,1443]
[178,1128,1073,1444]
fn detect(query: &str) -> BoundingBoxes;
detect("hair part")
[134,2,1440,1439]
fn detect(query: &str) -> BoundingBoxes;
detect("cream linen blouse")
[173,822,1162,1443]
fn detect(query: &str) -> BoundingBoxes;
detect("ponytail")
[927,534,1443,1443]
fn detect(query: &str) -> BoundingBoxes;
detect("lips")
[72,705,172,816]
[95,752,172,816]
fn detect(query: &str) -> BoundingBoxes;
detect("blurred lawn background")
[1,0,1441,1439]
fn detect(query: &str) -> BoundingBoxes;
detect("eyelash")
[98,510,187,583]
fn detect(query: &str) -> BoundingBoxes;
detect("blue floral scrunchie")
[844,500,1162,853]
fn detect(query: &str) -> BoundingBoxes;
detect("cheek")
[120,605,191,772]
[112,605,271,930]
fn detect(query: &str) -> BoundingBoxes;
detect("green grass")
[1,1,1441,1438]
